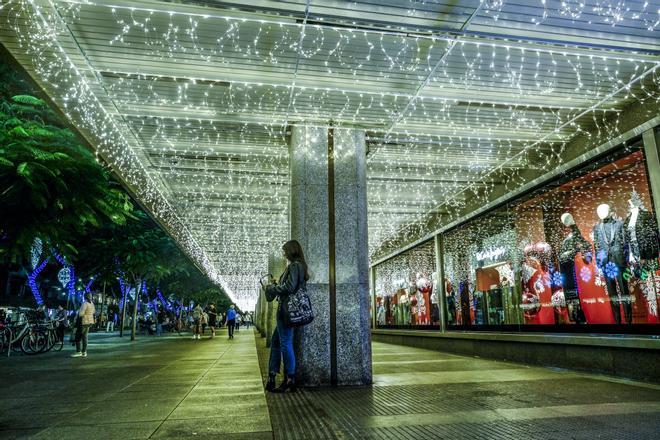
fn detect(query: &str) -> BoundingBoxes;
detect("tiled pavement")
[1,328,659,439]
[0,328,270,439]
[258,338,660,439]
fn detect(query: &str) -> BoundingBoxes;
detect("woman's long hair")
[282,240,309,281]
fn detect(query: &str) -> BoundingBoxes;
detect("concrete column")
[265,301,277,347]
[258,288,267,337]
[370,266,377,329]
[254,296,261,331]
[265,253,286,347]
[255,284,263,335]
[434,234,447,333]
[289,125,372,386]
[642,129,660,228]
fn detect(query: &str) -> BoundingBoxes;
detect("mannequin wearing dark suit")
[593,204,631,324]
[459,281,471,326]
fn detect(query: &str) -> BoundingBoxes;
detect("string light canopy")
[1,0,658,310]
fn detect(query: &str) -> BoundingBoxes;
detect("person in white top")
[192,304,203,340]
[72,293,95,358]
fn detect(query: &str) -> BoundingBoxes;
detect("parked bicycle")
[0,319,63,356]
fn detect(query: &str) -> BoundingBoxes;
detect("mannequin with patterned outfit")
[593,203,631,324]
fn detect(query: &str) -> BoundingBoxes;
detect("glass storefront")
[373,137,660,334]
[443,216,519,327]
[374,240,438,329]
[445,142,660,332]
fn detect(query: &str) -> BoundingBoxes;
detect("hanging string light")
[2,0,658,310]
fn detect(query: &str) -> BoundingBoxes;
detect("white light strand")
[2,0,658,309]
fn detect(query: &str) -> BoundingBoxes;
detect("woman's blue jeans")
[268,317,295,377]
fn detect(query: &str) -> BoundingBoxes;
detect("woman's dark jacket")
[265,261,305,318]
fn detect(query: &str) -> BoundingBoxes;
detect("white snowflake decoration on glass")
[641,274,660,317]
[495,264,514,287]
[533,276,545,295]
[595,267,606,287]
[552,290,566,308]
[604,262,619,279]
[551,271,563,287]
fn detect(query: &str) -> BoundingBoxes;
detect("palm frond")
[11,95,45,106]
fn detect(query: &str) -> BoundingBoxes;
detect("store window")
[374,240,438,329]
[443,141,660,332]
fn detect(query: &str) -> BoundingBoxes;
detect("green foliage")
[77,210,229,308]
[0,61,230,310]
[0,93,134,264]
[11,95,45,106]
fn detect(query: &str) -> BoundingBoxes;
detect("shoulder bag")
[280,264,314,328]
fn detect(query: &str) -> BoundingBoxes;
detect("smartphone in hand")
[259,274,273,288]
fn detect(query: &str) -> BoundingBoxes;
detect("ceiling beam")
[55,0,660,59]
[369,1,484,161]
[283,0,310,129]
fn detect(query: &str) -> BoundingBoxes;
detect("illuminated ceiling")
[1,0,659,309]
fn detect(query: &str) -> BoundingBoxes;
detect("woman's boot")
[265,374,277,392]
[273,375,296,393]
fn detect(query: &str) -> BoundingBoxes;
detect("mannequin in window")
[430,272,442,325]
[443,276,455,325]
[559,213,591,324]
[388,292,397,325]
[416,274,432,325]
[458,280,473,326]
[376,297,386,326]
[521,242,554,324]
[398,287,410,325]
[410,288,418,326]
[593,203,631,324]
[625,191,660,320]
[624,190,659,263]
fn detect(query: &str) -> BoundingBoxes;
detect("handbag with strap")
[281,283,314,328]
[279,264,314,328]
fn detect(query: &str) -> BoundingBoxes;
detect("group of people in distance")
[66,238,307,398]
[190,303,250,340]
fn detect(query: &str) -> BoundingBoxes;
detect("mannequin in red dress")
[522,242,555,324]
[416,273,432,325]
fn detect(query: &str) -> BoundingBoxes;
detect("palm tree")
[0,93,134,265]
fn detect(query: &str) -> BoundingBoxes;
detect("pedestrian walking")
[54,305,68,343]
[235,313,241,332]
[192,304,203,340]
[156,307,167,336]
[175,312,183,336]
[106,310,115,332]
[99,311,107,330]
[264,239,309,393]
[71,293,95,358]
[201,310,208,335]
[226,305,237,339]
[206,304,217,338]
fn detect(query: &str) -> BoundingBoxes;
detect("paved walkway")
[0,328,270,439]
[258,338,660,439]
[2,329,659,439]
